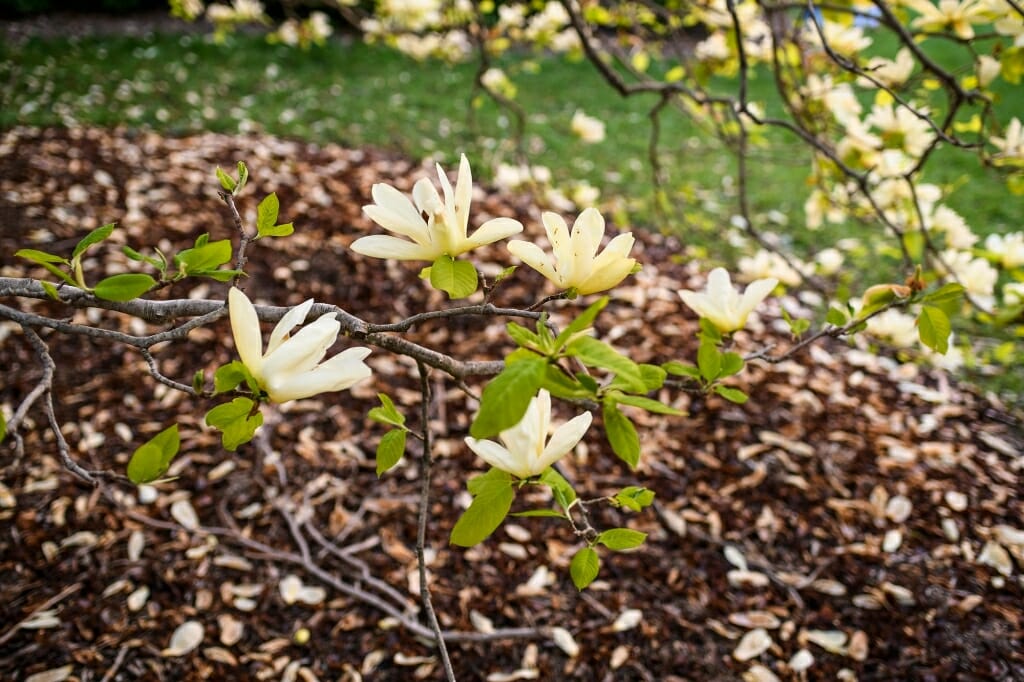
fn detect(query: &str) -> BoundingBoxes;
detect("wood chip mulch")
[1,126,1022,682]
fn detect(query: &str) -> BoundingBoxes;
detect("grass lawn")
[1,24,1021,395]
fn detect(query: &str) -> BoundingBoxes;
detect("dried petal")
[733,628,773,661]
[170,500,200,530]
[162,620,204,657]
[612,609,643,632]
[551,627,579,657]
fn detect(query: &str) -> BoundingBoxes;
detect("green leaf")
[697,338,722,382]
[613,486,655,512]
[236,161,249,194]
[612,393,685,416]
[368,393,406,428]
[922,283,964,317]
[72,223,115,260]
[469,357,547,439]
[192,268,245,283]
[257,192,280,235]
[639,364,667,391]
[596,528,647,551]
[216,166,237,192]
[0,410,6,443]
[541,366,592,400]
[539,467,577,510]
[826,306,848,327]
[699,318,723,343]
[123,245,165,271]
[450,477,515,547]
[719,352,744,378]
[126,424,180,484]
[570,547,600,590]
[662,360,700,379]
[713,385,749,404]
[376,429,407,476]
[40,281,60,301]
[506,321,541,350]
[511,509,567,518]
[16,248,67,265]
[175,237,233,276]
[918,305,951,355]
[93,273,156,301]
[467,467,514,495]
[260,222,294,238]
[567,336,645,392]
[603,401,640,468]
[430,255,478,299]
[213,361,256,394]
[205,397,263,451]
[553,296,608,349]
[574,371,600,394]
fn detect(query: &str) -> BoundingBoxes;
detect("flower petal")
[351,235,439,261]
[507,240,562,286]
[497,392,542,466]
[228,287,264,375]
[364,183,431,244]
[464,217,524,251]
[569,208,605,281]
[541,212,572,279]
[464,438,526,478]
[536,411,592,474]
[739,277,779,316]
[265,347,371,402]
[454,154,473,239]
[263,314,340,378]
[267,298,315,355]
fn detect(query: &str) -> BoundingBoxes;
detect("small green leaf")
[0,410,6,443]
[540,366,592,400]
[662,360,700,379]
[376,429,407,476]
[697,338,722,382]
[175,237,232,276]
[506,321,541,350]
[467,467,514,495]
[257,193,280,235]
[213,361,255,394]
[368,393,405,427]
[596,528,647,551]
[205,397,263,451]
[126,424,180,484]
[93,273,156,301]
[698,318,723,343]
[567,336,645,392]
[539,467,577,510]
[192,370,205,394]
[72,223,115,260]
[40,281,60,301]
[826,306,848,327]
[16,248,67,265]
[713,385,749,404]
[216,166,237,192]
[492,265,517,285]
[603,401,640,468]
[922,283,964,317]
[470,357,547,439]
[918,305,951,355]
[430,255,478,299]
[570,547,600,590]
[612,393,685,416]
[613,486,655,512]
[236,161,249,194]
[450,477,515,547]
[511,509,567,518]
[638,364,667,391]
[554,296,608,349]
[719,352,744,378]
[259,222,294,238]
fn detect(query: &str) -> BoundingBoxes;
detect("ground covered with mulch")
[1,126,1022,681]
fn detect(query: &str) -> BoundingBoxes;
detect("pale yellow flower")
[678,267,778,333]
[464,389,591,478]
[353,154,523,261]
[507,208,637,295]
[228,287,371,403]
[571,110,606,144]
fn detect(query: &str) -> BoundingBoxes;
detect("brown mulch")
[1,126,1022,682]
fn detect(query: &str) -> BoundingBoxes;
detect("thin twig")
[415,361,455,681]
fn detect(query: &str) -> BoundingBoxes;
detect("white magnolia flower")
[977,55,1001,87]
[903,0,986,39]
[353,154,523,262]
[865,307,920,347]
[464,389,591,478]
[1003,282,1024,307]
[939,249,998,299]
[985,232,1024,269]
[865,104,935,157]
[738,249,803,286]
[815,247,845,275]
[571,110,606,144]
[863,48,915,88]
[507,208,637,295]
[228,287,371,403]
[991,118,1024,162]
[678,267,778,333]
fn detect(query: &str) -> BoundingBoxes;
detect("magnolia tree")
[4,0,1024,678]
